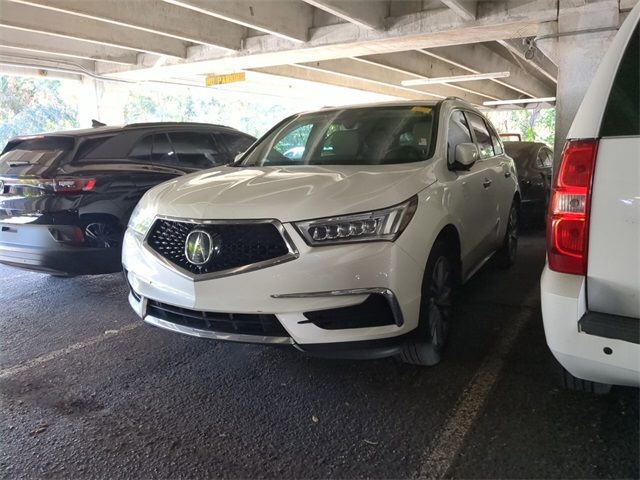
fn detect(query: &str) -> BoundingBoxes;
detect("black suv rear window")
[74,135,117,160]
[600,24,639,137]
[0,136,74,166]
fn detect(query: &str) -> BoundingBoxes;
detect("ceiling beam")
[252,64,433,100]
[297,57,487,105]
[0,27,138,65]
[0,0,188,58]
[0,63,83,81]
[301,0,388,30]
[358,50,523,101]
[424,43,555,99]
[299,58,446,99]
[8,0,245,51]
[439,0,477,20]
[162,0,313,42]
[98,0,559,80]
[620,0,638,11]
[496,39,558,83]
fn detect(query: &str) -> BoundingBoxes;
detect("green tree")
[486,107,555,147]
[0,76,79,148]
[121,86,297,137]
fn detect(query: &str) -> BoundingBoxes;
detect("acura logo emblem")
[185,230,221,266]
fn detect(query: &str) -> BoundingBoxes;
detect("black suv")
[0,122,256,276]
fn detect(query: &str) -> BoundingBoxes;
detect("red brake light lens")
[5,177,97,194]
[50,177,97,193]
[547,139,598,275]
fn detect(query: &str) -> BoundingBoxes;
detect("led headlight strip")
[295,196,418,246]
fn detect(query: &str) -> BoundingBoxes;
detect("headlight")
[295,196,418,246]
[127,201,155,238]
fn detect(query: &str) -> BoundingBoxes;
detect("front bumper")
[540,265,640,387]
[128,291,413,359]
[123,223,424,349]
[0,222,121,275]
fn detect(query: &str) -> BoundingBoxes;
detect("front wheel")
[399,240,455,366]
[496,200,518,268]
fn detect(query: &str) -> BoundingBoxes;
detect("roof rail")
[123,122,235,129]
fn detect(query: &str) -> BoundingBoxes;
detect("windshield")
[239,106,436,167]
[0,137,74,167]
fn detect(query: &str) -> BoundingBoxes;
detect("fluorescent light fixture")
[401,71,510,86]
[483,97,556,106]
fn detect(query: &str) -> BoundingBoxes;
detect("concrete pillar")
[537,0,620,167]
[94,81,131,125]
[77,77,101,128]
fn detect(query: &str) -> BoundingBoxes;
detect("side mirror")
[454,143,478,169]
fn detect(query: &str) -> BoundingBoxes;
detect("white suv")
[123,99,519,365]
[541,4,639,392]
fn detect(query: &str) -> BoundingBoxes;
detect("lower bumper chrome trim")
[271,288,404,327]
[143,314,294,345]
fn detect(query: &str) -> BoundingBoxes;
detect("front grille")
[302,294,396,330]
[147,300,289,337]
[147,219,291,276]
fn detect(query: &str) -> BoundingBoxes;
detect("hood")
[149,164,436,222]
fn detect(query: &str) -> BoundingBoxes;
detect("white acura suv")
[123,98,519,365]
[541,3,639,392]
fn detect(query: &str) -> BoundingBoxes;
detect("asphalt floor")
[1,231,638,479]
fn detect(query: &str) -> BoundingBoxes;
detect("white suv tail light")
[547,139,599,275]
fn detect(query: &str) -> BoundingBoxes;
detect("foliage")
[486,107,555,147]
[0,76,79,149]
[122,86,298,138]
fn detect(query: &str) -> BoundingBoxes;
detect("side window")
[447,111,473,164]
[272,124,313,161]
[487,123,504,155]
[534,149,553,168]
[600,24,639,137]
[129,135,152,161]
[151,133,177,165]
[466,112,495,159]
[168,132,223,168]
[217,133,255,158]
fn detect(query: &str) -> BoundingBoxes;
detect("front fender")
[395,184,461,272]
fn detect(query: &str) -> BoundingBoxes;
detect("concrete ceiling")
[0,0,636,108]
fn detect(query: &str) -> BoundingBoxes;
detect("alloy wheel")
[84,223,120,248]
[427,255,453,350]
[507,206,518,261]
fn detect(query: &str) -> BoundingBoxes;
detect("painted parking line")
[0,323,141,380]
[416,288,540,479]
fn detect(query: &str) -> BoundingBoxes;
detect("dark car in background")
[0,123,256,276]
[503,141,553,225]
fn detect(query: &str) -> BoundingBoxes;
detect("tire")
[399,240,455,366]
[558,363,612,395]
[496,200,518,269]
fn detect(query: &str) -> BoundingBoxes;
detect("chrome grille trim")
[143,216,299,282]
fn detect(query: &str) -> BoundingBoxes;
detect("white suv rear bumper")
[541,265,640,387]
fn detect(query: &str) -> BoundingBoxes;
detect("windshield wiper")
[8,161,34,167]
